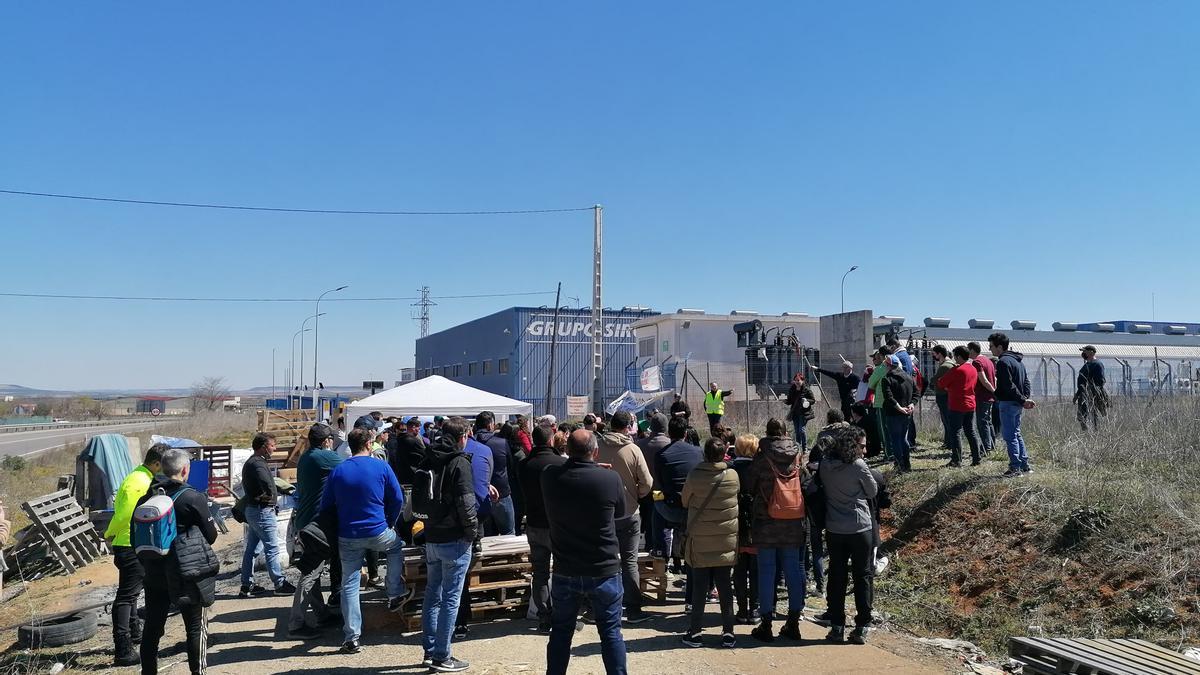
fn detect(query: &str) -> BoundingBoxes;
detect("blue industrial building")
[414,306,658,419]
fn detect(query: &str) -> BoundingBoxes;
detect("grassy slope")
[875,399,1200,655]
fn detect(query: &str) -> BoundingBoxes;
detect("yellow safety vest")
[704,391,725,415]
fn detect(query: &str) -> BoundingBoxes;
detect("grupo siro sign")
[525,319,636,340]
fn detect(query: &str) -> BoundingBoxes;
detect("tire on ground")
[17,611,99,648]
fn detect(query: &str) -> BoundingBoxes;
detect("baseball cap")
[406,416,421,426]
[537,414,557,427]
[434,415,445,423]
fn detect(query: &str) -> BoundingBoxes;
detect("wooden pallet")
[1010,637,1200,675]
[19,490,108,575]
[257,409,317,447]
[638,553,668,602]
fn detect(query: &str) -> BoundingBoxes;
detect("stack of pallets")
[17,490,108,575]
[256,409,317,449]
[396,536,532,631]
[1010,637,1200,675]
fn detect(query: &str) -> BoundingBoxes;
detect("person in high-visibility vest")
[703,382,734,433]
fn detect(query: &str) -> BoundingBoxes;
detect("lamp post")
[840,265,859,313]
[313,285,348,393]
[291,328,310,409]
[299,312,325,402]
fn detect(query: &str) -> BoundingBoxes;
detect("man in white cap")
[815,355,861,421]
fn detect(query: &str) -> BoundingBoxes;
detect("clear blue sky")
[2,3,1197,390]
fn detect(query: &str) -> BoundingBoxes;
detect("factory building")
[414,306,657,419]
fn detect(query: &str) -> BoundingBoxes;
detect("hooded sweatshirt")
[818,454,878,535]
[420,436,479,544]
[994,350,1031,403]
[596,430,653,520]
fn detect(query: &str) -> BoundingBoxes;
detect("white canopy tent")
[342,375,534,423]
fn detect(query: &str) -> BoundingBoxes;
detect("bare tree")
[191,376,231,412]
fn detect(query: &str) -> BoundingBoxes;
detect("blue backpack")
[133,487,190,559]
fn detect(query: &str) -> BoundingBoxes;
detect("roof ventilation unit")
[879,315,905,326]
[1092,323,1116,333]
[968,319,995,329]
[1052,322,1078,332]
[1166,325,1188,335]
[730,310,759,316]
[782,312,810,317]
[676,308,705,315]
[923,317,951,328]
[1130,323,1153,334]
[1010,320,1037,331]
[621,305,651,312]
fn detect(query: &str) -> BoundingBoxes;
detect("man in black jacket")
[652,417,702,560]
[988,332,1035,476]
[518,425,567,632]
[881,356,916,472]
[419,417,478,673]
[136,449,219,675]
[475,411,516,535]
[815,358,861,421]
[1075,345,1107,431]
[240,433,294,597]
[389,417,428,485]
[543,430,628,675]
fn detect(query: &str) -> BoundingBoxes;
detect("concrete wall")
[819,311,874,373]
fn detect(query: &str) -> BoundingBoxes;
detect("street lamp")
[290,328,310,409]
[299,312,325,398]
[841,265,859,313]
[313,285,348,392]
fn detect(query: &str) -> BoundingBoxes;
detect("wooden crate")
[638,553,667,602]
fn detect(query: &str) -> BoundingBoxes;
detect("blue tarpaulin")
[75,434,136,510]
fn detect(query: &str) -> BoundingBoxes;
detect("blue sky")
[2,3,1197,390]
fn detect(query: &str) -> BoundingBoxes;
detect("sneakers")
[239,584,270,598]
[274,581,297,596]
[340,640,362,654]
[288,625,322,640]
[624,609,653,625]
[721,632,736,649]
[453,625,469,640]
[680,632,703,648]
[750,620,774,643]
[811,610,832,627]
[848,626,870,645]
[365,576,382,588]
[422,654,434,667]
[825,626,845,643]
[1022,467,1034,475]
[389,588,416,614]
[1003,468,1021,478]
[874,555,891,576]
[430,656,470,672]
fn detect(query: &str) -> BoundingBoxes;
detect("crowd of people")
[98,330,1069,675]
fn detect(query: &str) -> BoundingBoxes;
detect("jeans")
[526,526,553,623]
[885,415,912,471]
[339,528,407,642]
[289,552,332,631]
[975,400,995,452]
[142,567,206,675]
[826,530,874,628]
[241,505,285,589]
[653,502,686,558]
[547,574,626,675]
[422,539,473,662]
[733,552,758,615]
[997,401,1030,471]
[935,394,950,447]
[945,409,982,465]
[615,514,642,612]
[792,418,808,452]
[806,522,825,586]
[757,546,805,617]
[112,546,144,646]
[455,544,477,628]
[486,495,516,536]
[689,566,734,634]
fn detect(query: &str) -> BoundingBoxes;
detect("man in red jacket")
[937,346,984,467]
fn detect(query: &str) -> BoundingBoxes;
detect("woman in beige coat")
[681,438,741,649]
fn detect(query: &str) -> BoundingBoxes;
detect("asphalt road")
[0,420,168,457]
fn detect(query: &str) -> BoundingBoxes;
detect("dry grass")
[876,396,1200,655]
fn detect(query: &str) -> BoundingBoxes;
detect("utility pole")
[271,347,276,402]
[591,205,604,415]
[545,282,562,416]
[413,286,436,338]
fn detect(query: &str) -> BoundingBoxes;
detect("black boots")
[778,611,802,640]
[750,614,774,642]
[114,636,140,667]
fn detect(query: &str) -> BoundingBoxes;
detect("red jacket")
[937,362,978,413]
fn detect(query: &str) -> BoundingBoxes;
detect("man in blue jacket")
[474,411,515,536]
[987,332,1035,477]
[454,425,497,639]
[320,428,410,654]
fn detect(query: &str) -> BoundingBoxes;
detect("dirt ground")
[0,515,964,674]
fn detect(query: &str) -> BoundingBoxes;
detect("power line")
[0,290,556,303]
[0,188,593,216]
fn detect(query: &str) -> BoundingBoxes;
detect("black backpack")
[410,456,452,521]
